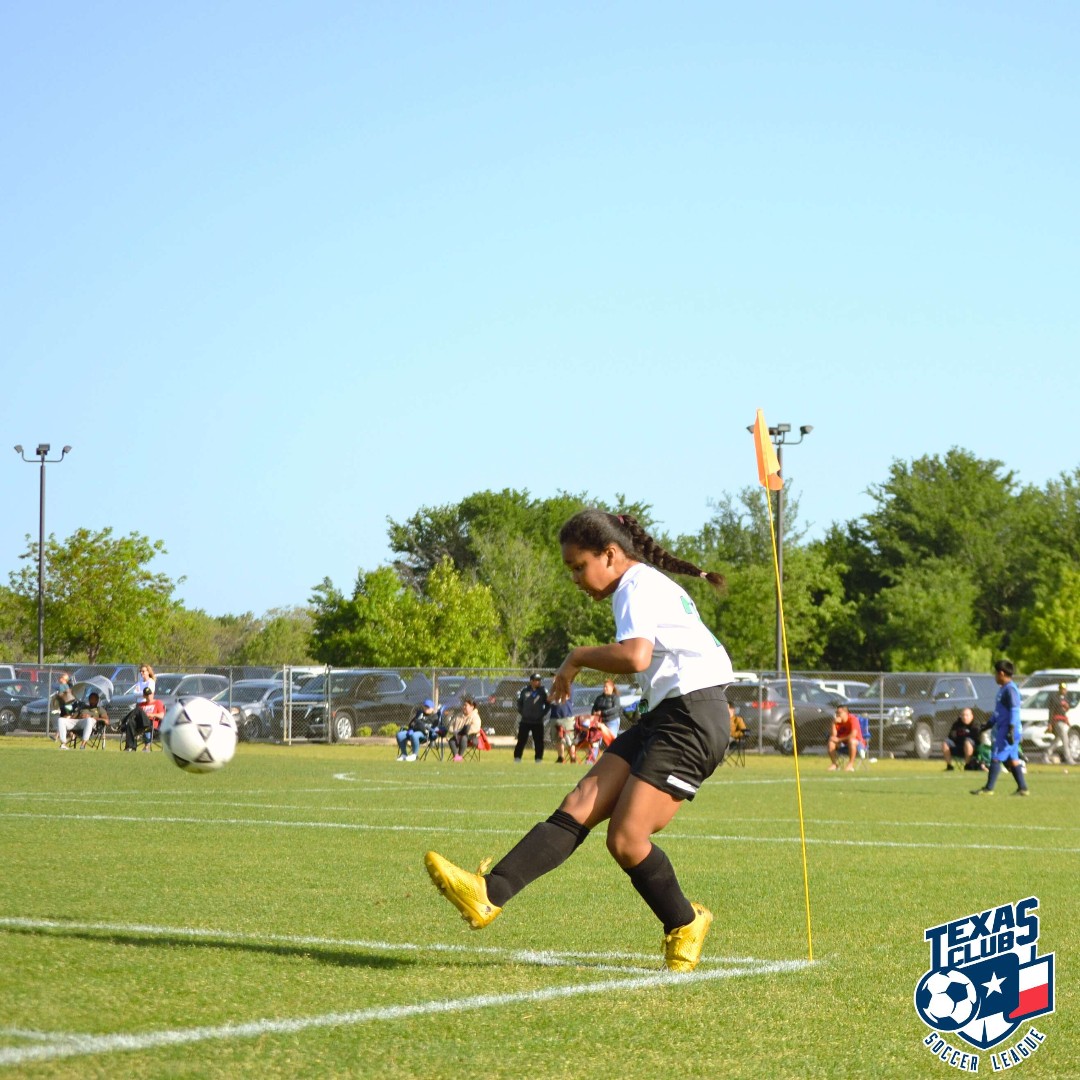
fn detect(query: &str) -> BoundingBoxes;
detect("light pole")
[746,423,813,672]
[14,443,71,664]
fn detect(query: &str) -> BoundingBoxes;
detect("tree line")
[3,448,1079,672]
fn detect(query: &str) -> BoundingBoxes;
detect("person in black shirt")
[942,707,977,771]
[514,674,548,762]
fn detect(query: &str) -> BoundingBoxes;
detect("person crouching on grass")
[425,509,734,972]
[827,704,861,771]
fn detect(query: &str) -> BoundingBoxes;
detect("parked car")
[431,676,501,711]
[104,672,231,724]
[1019,682,1080,761]
[213,679,282,741]
[270,669,416,741]
[847,673,999,759]
[71,665,141,693]
[0,679,49,732]
[1019,669,1080,692]
[733,678,845,754]
[814,678,871,700]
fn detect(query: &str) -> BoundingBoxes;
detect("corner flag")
[753,409,783,491]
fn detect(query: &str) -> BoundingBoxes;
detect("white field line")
[4,794,1075,833]
[4,793,1079,835]
[0,811,1074,853]
[0,916,775,967]
[0,771,995,802]
[0,954,810,1068]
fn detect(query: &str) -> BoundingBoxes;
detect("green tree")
[874,560,989,671]
[7,528,176,662]
[232,607,316,665]
[863,449,1041,649]
[1012,563,1080,670]
[675,487,847,671]
[387,489,656,667]
[154,606,233,669]
[0,585,31,660]
[309,559,507,667]
[471,527,559,666]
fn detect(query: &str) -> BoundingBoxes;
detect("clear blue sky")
[3,2,1077,617]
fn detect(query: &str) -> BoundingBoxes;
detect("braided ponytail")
[558,509,725,593]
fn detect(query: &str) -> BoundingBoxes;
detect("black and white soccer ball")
[919,968,978,1028]
[160,696,238,773]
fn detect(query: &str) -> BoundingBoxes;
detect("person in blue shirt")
[972,659,1029,796]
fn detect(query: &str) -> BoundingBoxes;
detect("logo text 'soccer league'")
[915,897,1054,1067]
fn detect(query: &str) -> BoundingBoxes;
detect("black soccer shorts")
[604,686,729,801]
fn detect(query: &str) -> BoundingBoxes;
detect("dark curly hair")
[558,509,725,592]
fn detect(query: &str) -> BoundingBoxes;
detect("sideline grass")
[0,738,1076,1078]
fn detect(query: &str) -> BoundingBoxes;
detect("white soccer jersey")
[612,562,734,707]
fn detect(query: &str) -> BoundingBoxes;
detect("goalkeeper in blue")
[972,659,1029,796]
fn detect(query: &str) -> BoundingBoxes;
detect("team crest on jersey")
[914,897,1054,1071]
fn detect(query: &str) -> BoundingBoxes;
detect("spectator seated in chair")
[395,699,442,762]
[574,711,615,765]
[729,702,747,744]
[446,696,483,762]
[727,702,747,764]
[827,704,862,772]
[62,691,108,750]
[120,686,165,752]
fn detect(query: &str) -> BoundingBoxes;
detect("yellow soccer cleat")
[424,851,502,929]
[663,902,713,972]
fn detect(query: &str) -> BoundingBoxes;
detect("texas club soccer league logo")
[915,897,1054,1070]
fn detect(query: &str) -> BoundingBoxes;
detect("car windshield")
[0,680,29,691]
[154,674,185,694]
[214,686,268,704]
[861,677,928,699]
[295,674,369,695]
[1026,688,1079,709]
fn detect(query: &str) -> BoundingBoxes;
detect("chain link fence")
[0,662,1033,760]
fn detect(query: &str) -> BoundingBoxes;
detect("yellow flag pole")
[754,410,814,963]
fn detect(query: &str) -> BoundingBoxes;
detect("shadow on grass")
[0,922,412,970]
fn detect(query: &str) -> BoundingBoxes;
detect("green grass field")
[1,738,1076,1079]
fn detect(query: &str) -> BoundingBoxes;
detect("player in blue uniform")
[972,659,1029,796]
[424,509,735,971]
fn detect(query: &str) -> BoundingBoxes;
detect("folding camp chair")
[727,730,746,767]
[419,708,448,761]
[853,714,871,770]
[85,719,109,750]
[418,728,446,761]
[463,728,491,762]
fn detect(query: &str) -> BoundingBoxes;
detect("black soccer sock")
[985,760,1002,791]
[623,844,695,934]
[485,809,591,907]
[1012,760,1029,791]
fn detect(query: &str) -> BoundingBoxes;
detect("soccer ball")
[920,969,978,1028]
[160,696,238,773]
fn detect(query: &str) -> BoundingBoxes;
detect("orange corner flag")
[753,410,783,490]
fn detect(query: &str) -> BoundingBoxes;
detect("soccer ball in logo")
[919,969,978,1028]
[161,697,238,773]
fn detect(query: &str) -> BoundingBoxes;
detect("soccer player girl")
[425,509,735,971]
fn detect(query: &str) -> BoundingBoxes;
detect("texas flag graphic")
[953,952,1055,1051]
[1011,957,1053,1021]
